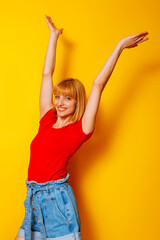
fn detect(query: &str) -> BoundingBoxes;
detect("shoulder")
[73,117,95,138]
[40,104,54,120]
[81,116,95,135]
[38,107,57,131]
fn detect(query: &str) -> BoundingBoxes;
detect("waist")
[25,172,70,191]
[28,165,68,183]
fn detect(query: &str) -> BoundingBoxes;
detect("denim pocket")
[43,197,71,227]
[64,184,81,228]
[42,190,72,238]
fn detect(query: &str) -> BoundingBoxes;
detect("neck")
[54,115,73,128]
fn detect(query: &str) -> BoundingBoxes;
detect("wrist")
[117,40,125,52]
[50,31,59,40]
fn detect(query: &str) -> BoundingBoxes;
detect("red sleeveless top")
[27,108,94,183]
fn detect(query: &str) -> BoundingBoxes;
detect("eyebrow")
[54,94,71,98]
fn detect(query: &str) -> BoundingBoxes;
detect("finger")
[45,16,50,23]
[133,32,148,40]
[46,16,53,24]
[134,33,148,42]
[133,31,148,37]
[134,35,145,42]
[52,22,56,28]
[137,37,149,44]
[45,15,51,20]
[137,36,149,42]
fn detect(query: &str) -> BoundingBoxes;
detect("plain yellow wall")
[0,0,160,239]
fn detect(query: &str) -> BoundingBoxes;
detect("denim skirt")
[17,173,82,240]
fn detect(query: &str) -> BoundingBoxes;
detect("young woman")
[15,15,149,240]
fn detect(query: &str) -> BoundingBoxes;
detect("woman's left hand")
[45,15,63,37]
[119,31,149,50]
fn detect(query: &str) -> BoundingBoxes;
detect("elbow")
[42,71,53,77]
[94,75,110,92]
[93,80,104,92]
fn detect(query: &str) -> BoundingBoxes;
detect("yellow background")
[0,0,160,239]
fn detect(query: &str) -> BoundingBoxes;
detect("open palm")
[45,15,63,36]
[119,32,149,49]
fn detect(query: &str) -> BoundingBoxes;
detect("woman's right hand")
[45,15,63,37]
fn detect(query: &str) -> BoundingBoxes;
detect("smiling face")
[54,94,77,118]
[53,78,86,122]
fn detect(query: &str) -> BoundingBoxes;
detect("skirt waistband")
[24,173,70,240]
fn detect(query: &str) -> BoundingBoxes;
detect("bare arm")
[82,32,149,134]
[42,32,59,76]
[93,42,123,90]
[40,16,63,119]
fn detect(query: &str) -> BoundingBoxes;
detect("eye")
[55,95,60,99]
[65,97,71,100]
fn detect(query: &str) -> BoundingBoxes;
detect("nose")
[57,97,64,106]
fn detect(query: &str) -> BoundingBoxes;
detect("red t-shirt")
[27,108,94,183]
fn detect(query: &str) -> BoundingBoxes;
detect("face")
[54,94,76,118]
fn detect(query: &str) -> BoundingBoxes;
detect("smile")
[58,107,67,112]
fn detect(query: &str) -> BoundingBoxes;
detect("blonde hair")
[53,78,86,122]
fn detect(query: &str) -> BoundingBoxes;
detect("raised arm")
[82,32,149,134]
[40,15,63,119]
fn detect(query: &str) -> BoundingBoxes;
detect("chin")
[57,112,73,118]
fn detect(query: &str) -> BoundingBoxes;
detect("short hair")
[53,78,86,122]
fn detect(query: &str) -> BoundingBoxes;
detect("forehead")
[54,93,72,97]
[53,84,76,99]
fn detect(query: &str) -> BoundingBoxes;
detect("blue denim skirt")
[17,173,82,240]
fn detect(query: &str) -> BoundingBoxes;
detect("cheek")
[71,101,76,109]
[54,99,57,105]
[72,102,76,111]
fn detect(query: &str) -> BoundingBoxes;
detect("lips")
[58,107,67,112]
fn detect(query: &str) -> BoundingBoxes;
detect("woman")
[15,15,149,240]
